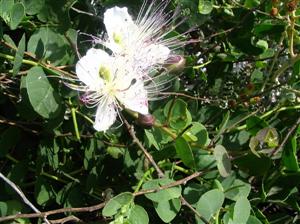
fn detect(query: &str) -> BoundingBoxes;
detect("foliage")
[0,0,300,223]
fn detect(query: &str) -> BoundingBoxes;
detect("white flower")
[100,2,186,73]
[75,48,148,132]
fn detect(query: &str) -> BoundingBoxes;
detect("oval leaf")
[143,178,181,202]
[127,205,149,224]
[26,66,62,119]
[13,34,25,76]
[175,137,196,168]
[154,198,181,223]
[233,197,251,223]
[213,145,232,177]
[196,189,224,223]
[102,192,133,217]
[9,3,25,30]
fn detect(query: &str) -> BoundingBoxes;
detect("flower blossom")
[76,48,148,131]
[72,1,188,131]
[98,1,187,74]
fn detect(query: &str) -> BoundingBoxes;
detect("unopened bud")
[137,114,155,129]
[287,0,297,12]
[270,7,278,16]
[165,55,186,73]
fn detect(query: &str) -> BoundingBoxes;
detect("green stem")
[0,52,64,77]
[70,99,81,141]
[232,104,300,132]
[6,154,68,184]
[75,110,94,125]
[134,168,154,193]
[0,52,38,66]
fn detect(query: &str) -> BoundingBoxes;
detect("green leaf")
[244,0,260,8]
[127,205,149,224]
[213,145,232,177]
[0,127,21,157]
[27,27,73,65]
[246,215,263,224]
[22,0,45,15]
[13,34,25,76]
[183,122,209,146]
[107,146,124,159]
[0,201,8,216]
[196,189,224,224]
[164,99,191,130]
[35,177,55,206]
[9,3,25,30]
[198,0,213,15]
[154,198,181,223]
[254,22,286,36]
[3,34,16,48]
[142,178,181,202]
[145,129,160,150]
[183,183,206,206]
[26,66,62,119]
[250,69,264,84]
[282,136,299,171]
[216,111,230,139]
[233,197,251,223]
[234,154,271,176]
[249,127,279,157]
[2,200,23,215]
[224,179,251,201]
[175,137,196,168]
[0,0,14,23]
[102,192,133,217]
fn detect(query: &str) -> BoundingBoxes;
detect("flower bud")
[270,7,278,16]
[137,113,155,129]
[287,0,297,12]
[165,55,186,73]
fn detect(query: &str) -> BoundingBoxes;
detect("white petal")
[116,78,148,115]
[143,44,170,65]
[104,7,137,52]
[93,97,117,132]
[76,48,110,90]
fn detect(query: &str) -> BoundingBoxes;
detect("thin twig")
[180,196,209,224]
[0,169,208,223]
[0,118,39,134]
[134,171,204,196]
[123,117,165,178]
[49,215,82,224]
[270,116,300,157]
[0,202,105,223]
[123,117,210,223]
[0,172,50,224]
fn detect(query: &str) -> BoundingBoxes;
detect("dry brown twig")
[122,117,210,224]
[0,172,51,224]
[0,168,205,223]
[0,118,208,223]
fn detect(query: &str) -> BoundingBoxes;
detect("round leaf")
[102,192,133,217]
[142,178,181,202]
[198,0,213,15]
[127,205,149,224]
[154,198,181,223]
[196,189,224,223]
